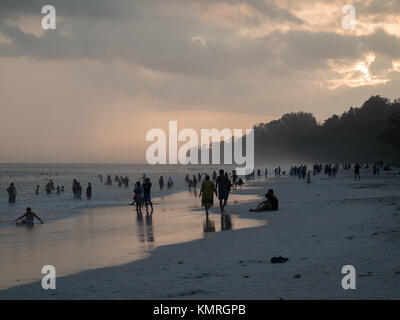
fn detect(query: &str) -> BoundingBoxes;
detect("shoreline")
[0,184,264,291]
[1,171,400,299]
[0,180,192,228]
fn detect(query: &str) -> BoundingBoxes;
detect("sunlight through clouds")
[327,53,390,89]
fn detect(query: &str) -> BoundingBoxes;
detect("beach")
[1,168,400,299]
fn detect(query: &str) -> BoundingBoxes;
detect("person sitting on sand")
[15,207,43,225]
[249,189,279,212]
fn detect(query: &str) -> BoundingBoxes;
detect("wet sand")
[0,189,264,290]
[1,171,400,299]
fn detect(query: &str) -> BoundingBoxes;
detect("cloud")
[0,0,400,162]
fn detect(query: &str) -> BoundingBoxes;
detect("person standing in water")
[142,178,153,214]
[199,175,216,216]
[354,163,361,182]
[159,176,164,190]
[15,207,43,225]
[215,169,230,213]
[7,183,17,203]
[45,182,52,194]
[76,182,82,199]
[133,181,143,214]
[86,183,92,200]
[35,185,40,195]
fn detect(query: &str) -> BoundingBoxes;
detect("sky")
[0,0,399,163]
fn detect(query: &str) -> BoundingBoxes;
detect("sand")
[0,169,400,299]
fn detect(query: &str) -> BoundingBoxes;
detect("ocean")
[0,163,238,226]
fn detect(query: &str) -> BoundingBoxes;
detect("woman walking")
[199,175,217,216]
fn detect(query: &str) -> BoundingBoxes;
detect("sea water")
[0,163,238,226]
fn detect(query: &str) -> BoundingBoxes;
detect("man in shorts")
[142,178,154,214]
[215,169,231,213]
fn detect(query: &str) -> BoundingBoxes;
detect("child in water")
[15,207,43,225]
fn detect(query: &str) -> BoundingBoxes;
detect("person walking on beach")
[15,207,43,225]
[192,175,197,190]
[142,178,153,214]
[86,183,92,200]
[199,174,217,216]
[167,177,173,189]
[232,170,238,190]
[6,183,17,203]
[212,171,217,182]
[354,163,361,182]
[216,169,230,213]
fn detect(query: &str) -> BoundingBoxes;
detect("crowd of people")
[7,162,392,225]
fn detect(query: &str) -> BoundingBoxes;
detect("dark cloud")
[0,0,140,20]
[260,28,400,72]
[356,0,400,16]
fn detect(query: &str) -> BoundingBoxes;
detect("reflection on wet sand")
[136,214,154,243]
[203,215,216,233]
[221,214,233,231]
[0,190,265,289]
[203,214,233,235]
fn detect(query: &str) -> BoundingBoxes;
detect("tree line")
[253,95,400,164]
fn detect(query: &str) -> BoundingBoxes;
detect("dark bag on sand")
[270,256,289,264]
